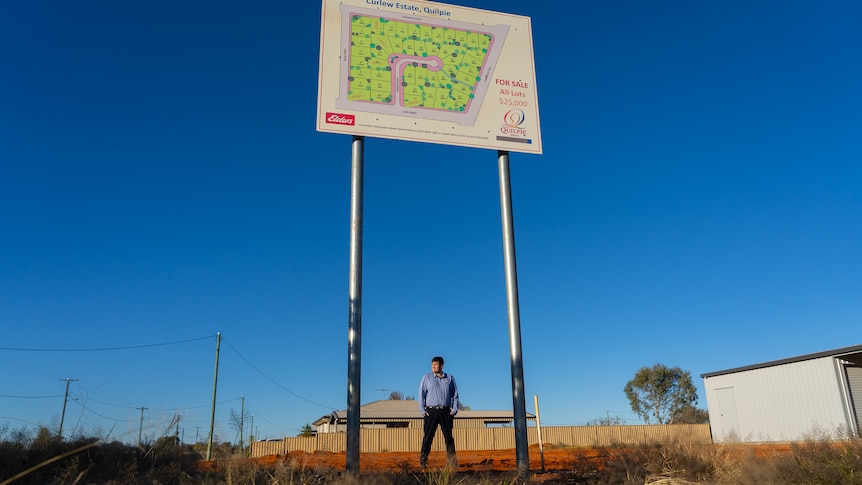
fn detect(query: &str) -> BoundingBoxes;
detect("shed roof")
[701,343,862,378]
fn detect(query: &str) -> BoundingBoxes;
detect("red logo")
[326,112,355,126]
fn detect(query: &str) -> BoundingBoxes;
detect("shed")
[701,344,862,442]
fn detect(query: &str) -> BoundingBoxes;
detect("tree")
[585,414,625,426]
[228,408,251,446]
[388,391,415,400]
[672,404,710,424]
[298,424,315,437]
[624,363,698,424]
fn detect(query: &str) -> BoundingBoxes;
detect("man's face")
[431,361,443,374]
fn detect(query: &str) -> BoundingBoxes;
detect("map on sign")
[335,5,509,127]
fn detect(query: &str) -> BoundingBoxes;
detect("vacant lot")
[249,443,794,473]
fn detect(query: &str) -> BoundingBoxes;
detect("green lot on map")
[347,14,493,112]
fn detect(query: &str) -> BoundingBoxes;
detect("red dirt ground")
[241,443,794,475]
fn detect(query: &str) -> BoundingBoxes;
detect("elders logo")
[326,112,355,126]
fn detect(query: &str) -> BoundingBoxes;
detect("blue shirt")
[418,372,459,414]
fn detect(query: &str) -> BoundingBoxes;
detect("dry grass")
[3,423,862,484]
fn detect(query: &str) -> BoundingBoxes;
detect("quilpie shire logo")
[501,109,527,137]
[325,112,355,126]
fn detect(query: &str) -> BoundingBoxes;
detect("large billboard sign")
[317,0,542,154]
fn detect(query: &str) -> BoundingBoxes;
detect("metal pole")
[207,332,221,460]
[534,394,545,472]
[497,150,529,475]
[346,135,365,472]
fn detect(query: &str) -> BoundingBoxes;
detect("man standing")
[418,356,459,468]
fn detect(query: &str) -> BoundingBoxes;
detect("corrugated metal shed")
[702,344,862,442]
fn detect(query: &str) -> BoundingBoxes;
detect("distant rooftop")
[313,399,534,426]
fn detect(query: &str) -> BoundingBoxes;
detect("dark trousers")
[420,407,456,465]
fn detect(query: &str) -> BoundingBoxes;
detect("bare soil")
[246,443,794,475]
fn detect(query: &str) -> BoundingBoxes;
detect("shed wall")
[704,356,850,441]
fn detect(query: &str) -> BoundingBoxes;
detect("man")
[418,356,459,468]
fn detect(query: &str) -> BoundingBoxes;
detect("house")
[312,399,534,433]
[250,399,712,457]
[701,343,862,442]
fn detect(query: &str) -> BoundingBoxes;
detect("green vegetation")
[624,364,703,424]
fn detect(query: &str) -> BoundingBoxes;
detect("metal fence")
[249,424,711,458]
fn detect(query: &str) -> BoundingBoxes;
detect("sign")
[317,0,542,154]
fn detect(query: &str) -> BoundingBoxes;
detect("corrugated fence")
[250,424,711,458]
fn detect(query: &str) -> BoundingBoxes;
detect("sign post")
[317,0,542,473]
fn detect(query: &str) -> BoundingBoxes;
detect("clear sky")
[2,0,860,444]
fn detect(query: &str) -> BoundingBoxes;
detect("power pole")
[58,378,78,439]
[249,415,254,444]
[239,395,245,451]
[206,332,221,460]
[137,407,148,444]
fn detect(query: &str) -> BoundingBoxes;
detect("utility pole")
[239,395,245,451]
[137,407,148,444]
[58,378,78,440]
[249,415,254,444]
[206,332,221,461]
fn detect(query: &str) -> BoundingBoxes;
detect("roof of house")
[701,343,862,378]
[312,400,534,426]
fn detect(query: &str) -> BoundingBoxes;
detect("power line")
[0,394,63,399]
[243,398,290,434]
[222,338,335,409]
[0,417,41,426]
[68,391,241,412]
[69,399,126,423]
[0,334,216,352]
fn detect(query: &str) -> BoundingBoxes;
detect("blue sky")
[1,0,860,444]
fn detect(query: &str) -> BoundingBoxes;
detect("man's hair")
[432,356,444,365]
